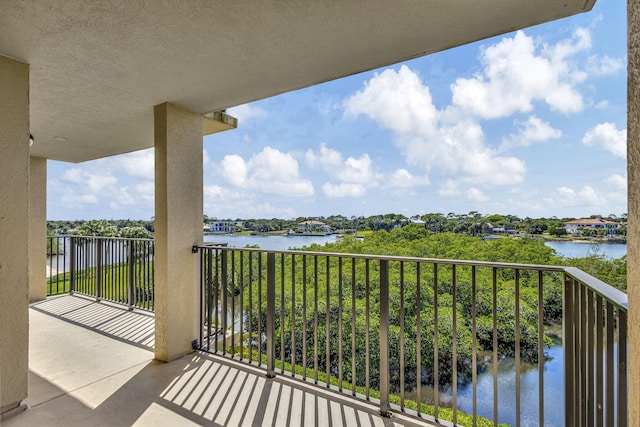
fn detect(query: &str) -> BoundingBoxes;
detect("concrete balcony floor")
[3,295,427,427]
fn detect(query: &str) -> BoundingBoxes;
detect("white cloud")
[58,168,121,207]
[451,29,589,118]
[204,185,248,205]
[322,183,367,198]
[344,65,526,187]
[220,147,314,196]
[343,65,438,136]
[458,150,526,185]
[607,174,627,190]
[582,122,627,158]
[587,54,625,76]
[135,181,155,203]
[62,192,98,205]
[115,187,135,205]
[501,116,562,150]
[87,174,117,193]
[386,169,430,188]
[467,188,489,202]
[553,186,578,206]
[204,185,296,218]
[338,155,376,184]
[317,96,340,115]
[551,185,606,208]
[595,100,609,109]
[306,143,380,196]
[578,185,605,205]
[220,154,249,187]
[62,168,84,183]
[115,149,155,180]
[439,180,460,197]
[305,143,343,171]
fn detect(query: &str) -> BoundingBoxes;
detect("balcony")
[193,244,628,426]
[5,295,426,427]
[5,236,628,426]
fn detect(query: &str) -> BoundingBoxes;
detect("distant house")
[485,223,516,235]
[485,223,504,234]
[565,216,623,235]
[297,220,330,233]
[209,221,235,233]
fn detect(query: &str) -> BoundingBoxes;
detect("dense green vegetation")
[47,260,154,309]
[48,219,154,237]
[228,226,626,413]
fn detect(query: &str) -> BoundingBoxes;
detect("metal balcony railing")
[46,236,155,311]
[193,244,628,427]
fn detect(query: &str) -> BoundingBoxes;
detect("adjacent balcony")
[10,236,627,426]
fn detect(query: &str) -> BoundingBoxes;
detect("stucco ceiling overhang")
[1,0,595,163]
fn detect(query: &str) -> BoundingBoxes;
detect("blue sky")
[47,1,627,220]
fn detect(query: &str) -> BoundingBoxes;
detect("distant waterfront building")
[297,220,330,233]
[485,223,516,235]
[505,225,517,235]
[209,221,235,233]
[565,216,623,235]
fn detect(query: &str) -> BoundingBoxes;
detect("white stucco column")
[29,156,47,302]
[154,102,202,362]
[0,55,29,415]
[627,1,639,423]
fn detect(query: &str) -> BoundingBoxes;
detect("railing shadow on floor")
[30,294,155,351]
[7,350,427,427]
[155,352,427,427]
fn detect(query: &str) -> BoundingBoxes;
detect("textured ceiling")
[0,0,595,162]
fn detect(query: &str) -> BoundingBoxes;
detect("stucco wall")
[29,157,47,302]
[0,56,29,414]
[154,102,202,362]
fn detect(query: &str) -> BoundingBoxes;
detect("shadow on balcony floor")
[3,295,428,427]
[31,294,155,350]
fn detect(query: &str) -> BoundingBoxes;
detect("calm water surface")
[457,346,564,426]
[203,233,338,250]
[545,241,626,259]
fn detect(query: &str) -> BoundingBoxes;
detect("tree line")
[49,212,627,236]
[48,219,153,239]
[201,211,627,235]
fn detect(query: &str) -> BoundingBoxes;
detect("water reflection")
[454,346,563,426]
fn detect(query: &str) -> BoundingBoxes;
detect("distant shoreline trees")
[47,212,627,238]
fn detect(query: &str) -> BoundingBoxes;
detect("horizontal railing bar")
[564,267,628,311]
[51,235,154,243]
[192,244,566,271]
